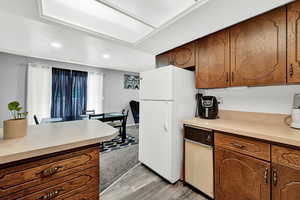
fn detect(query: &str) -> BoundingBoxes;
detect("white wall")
[203,85,300,115]
[0,52,139,127]
[102,70,139,125]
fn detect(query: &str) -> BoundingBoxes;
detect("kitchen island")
[0,120,118,200]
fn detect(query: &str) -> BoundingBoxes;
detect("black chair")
[129,100,139,124]
[33,115,39,125]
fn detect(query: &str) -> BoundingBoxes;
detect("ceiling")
[0,0,294,72]
[39,0,207,44]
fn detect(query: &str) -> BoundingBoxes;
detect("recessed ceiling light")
[51,42,62,48]
[102,54,110,59]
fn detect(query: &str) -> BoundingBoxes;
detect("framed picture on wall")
[124,74,140,90]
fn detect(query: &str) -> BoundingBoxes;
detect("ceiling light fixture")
[102,54,110,59]
[51,42,62,48]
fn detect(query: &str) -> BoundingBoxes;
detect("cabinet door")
[288,1,300,83]
[196,29,230,88]
[173,42,196,68]
[215,147,270,200]
[230,7,286,86]
[156,53,171,68]
[272,164,300,200]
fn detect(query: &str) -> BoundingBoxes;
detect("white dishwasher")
[184,125,214,199]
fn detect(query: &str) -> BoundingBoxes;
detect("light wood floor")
[101,164,208,200]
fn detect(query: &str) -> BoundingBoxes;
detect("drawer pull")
[273,169,278,186]
[264,168,269,184]
[230,142,245,149]
[38,188,64,200]
[41,166,63,177]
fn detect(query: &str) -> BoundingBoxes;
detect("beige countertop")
[0,120,118,165]
[183,110,300,147]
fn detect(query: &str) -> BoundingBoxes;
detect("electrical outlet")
[216,96,223,104]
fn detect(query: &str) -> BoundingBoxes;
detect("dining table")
[41,112,127,143]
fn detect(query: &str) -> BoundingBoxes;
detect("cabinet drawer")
[0,147,99,198]
[10,167,99,200]
[215,132,270,161]
[272,145,300,170]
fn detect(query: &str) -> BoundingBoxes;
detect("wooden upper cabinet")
[288,1,300,83]
[230,7,287,86]
[156,42,196,69]
[196,29,230,88]
[215,147,271,200]
[156,53,171,68]
[172,42,196,68]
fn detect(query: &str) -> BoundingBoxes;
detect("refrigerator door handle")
[164,120,168,132]
[164,103,169,132]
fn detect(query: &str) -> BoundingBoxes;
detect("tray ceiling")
[39,0,208,44]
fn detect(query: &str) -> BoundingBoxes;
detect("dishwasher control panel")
[184,126,214,146]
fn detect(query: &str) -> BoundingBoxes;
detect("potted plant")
[3,101,28,139]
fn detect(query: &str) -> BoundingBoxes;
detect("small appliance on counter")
[291,93,300,129]
[198,95,219,119]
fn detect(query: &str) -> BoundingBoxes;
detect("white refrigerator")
[139,65,196,183]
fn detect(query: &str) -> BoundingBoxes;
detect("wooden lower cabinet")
[0,146,100,200]
[272,164,300,200]
[215,147,271,200]
[214,133,300,200]
[215,132,271,161]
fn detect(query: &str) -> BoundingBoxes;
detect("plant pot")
[3,119,27,139]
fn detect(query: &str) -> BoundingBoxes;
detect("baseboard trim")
[100,162,141,195]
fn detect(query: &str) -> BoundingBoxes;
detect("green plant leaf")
[8,101,20,111]
[16,107,22,112]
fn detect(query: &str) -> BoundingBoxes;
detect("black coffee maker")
[198,95,219,119]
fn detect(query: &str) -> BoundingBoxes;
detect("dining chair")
[33,115,39,125]
[108,110,129,136]
[129,100,139,125]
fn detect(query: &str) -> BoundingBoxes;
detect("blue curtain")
[51,68,72,118]
[71,70,87,117]
[51,68,87,118]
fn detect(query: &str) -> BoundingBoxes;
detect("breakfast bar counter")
[0,120,118,199]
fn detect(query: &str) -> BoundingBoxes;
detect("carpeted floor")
[100,125,139,191]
